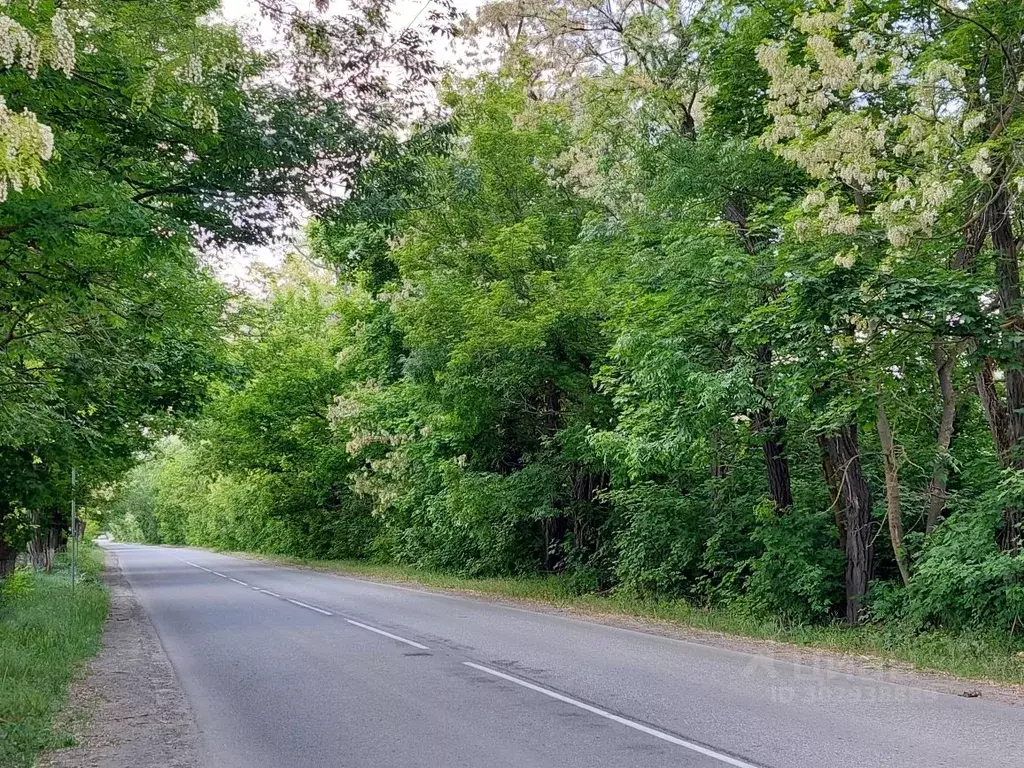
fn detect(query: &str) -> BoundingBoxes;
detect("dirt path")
[38,550,203,768]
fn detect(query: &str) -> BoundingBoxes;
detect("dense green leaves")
[95,0,1024,638]
[0,0,452,570]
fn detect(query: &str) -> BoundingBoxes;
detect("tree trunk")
[832,423,874,624]
[543,381,569,571]
[723,202,793,514]
[924,342,958,534]
[975,354,1012,464]
[818,433,845,552]
[756,411,793,512]
[876,398,910,586]
[0,539,16,578]
[990,185,1024,551]
[751,344,793,513]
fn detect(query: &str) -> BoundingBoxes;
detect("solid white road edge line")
[286,598,333,616]
[346,619,429,650]
[462,662,761,768]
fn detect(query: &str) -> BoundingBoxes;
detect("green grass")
[0,545,109,768]
[245,553,1024,688]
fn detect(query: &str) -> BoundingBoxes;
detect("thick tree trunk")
[754,408,793,512]
[924,342,958,534]
[751,345,793,513]
[876,398,910,586]
[832,423,874,624]
[755,410,793,512]
[990,185,1024,551]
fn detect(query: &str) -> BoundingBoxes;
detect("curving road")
[106,543,1020,768]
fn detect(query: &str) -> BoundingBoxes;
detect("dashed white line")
[346,619,428,650]
[462,662,760,768]
[211,571,226,578]
[286,598,333,616]
[259,589,280,598]
[229,578,248,586]
[183,560,211,572]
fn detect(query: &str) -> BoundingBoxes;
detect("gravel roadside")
[38,550,203,768]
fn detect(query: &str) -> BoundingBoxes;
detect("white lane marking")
[346,619,428,650]
[182,561,294,610]
[462,662,760,768]
[286,598,333,616]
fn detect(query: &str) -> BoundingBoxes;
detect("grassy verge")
[242,552,1024,688]
[0,545,109,768]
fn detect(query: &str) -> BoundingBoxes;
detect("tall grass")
[0,545,108,768]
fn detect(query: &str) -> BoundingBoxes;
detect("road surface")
[107,543,1019,768]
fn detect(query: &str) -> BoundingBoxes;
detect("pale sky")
[218,0,481,64]
[210,0,482,287]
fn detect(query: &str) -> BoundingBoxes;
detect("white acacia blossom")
[49,9,75,76]
[756,1,976,251]
[0,96,53,202]
[0,4,81,202]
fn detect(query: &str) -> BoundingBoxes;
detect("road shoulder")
[236,550,1024,707]
[38,549,203,768]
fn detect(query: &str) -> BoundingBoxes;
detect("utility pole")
[70,467,77,595]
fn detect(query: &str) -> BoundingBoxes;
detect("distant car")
[95,533,112,543]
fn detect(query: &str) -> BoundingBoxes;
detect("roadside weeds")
[0,548,106,768]
[38,550,202,768]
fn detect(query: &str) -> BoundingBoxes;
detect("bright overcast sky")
[211,0,482,286]
[219,0,481,22]
[218,0,481,57]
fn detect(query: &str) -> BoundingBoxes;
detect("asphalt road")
[107,543,1020,768]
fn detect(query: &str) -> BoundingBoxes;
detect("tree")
[0,0,456,573]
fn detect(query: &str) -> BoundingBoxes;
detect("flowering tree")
[758,0,1024,555]
[0,1,76,201]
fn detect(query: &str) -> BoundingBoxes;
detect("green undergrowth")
[0,545,108,768]
[240,552,1024,688]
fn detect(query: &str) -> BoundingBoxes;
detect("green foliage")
[904,506,1024,632]
[0,0,446,560]
[95,0,1024,649]
[609,482,713,597]
[742,507,845,624]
